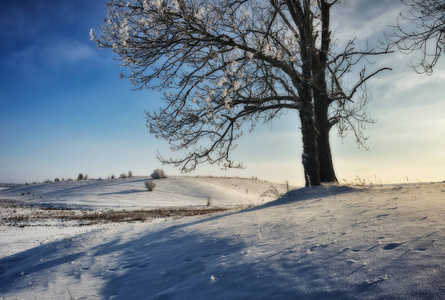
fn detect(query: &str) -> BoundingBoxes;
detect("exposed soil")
[0,199,231,227]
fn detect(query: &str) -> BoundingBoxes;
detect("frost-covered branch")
[387,0,445,74]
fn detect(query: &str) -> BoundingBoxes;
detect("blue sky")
[1,0,444,185]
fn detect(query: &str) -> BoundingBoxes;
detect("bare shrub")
[151,169,167,179]
[354,176,366,186]
[145,180,156,191]
[261,186,282,199]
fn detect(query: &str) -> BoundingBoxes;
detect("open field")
[1,177,445,299]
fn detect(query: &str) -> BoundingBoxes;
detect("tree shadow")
[252,184,359,211]
[0,209,354,299]
[4,184,442,299]
[97,227,353,300]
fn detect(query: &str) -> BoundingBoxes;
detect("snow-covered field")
[1,176,445,299]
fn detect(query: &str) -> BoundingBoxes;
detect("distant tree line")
[1,169,168,187]
[0,183,21,188]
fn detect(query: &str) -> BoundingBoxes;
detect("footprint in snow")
[415,248,427,252]
[376,213,390,219]
[382,242,404,250]
[413,240,435,252]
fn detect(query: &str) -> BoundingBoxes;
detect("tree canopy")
[92,0,390,186]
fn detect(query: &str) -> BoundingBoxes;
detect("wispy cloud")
[4,39,98,70]
[368,62,445,106]
[331,1,405,46]
[48,40,97,65]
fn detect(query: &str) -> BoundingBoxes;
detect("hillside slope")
[0,176,289,210]
[1,181,445,299]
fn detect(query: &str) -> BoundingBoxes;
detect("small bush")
[151,169,167,179]
[145,180,156,191]
[285,180,290,192]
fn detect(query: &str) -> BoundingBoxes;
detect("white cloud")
[4,39,98,70]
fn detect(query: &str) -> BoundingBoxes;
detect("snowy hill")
[0,176,289,210]
[1,178,445,299]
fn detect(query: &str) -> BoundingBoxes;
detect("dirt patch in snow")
[0,199,232,227]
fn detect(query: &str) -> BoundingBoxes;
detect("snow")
[1,177,445,299]
[0,177,283,210]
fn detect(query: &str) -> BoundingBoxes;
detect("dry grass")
[0,199,231,227]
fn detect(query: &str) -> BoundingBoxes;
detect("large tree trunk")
[287,0,321,187]
[314,95,338,183]
[311,0,338,184]
[312,64,338,183]
[299,105,321,187]
[312,56,338,183]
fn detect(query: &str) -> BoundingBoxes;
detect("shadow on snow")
[2,185,442,299]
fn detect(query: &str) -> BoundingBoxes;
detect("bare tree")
[92,0,390,187]
[388,0,445,74]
